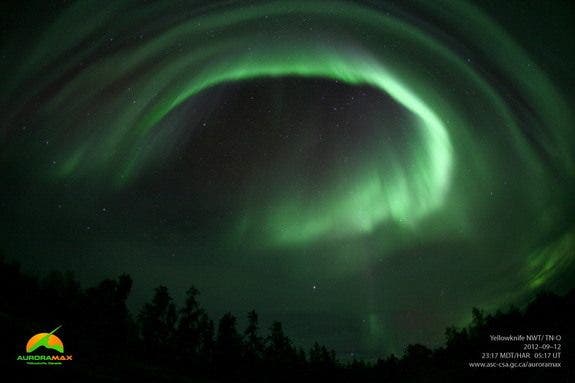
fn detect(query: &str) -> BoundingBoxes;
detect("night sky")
[1,0,574,360]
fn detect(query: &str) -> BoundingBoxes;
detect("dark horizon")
[1,257,572,382]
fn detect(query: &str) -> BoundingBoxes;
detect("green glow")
[11,1,463,244]
[526,230,575,289]
[2,0,573,305]
[2,0,574,360]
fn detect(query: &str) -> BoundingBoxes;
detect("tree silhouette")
[265,321,297,370]
[175,286,207,365]
[243,310,264,371]
[309,341,337,370]
[138,285,177,360]
[214,312,243,375]
[78,274,134,360]
[40,270,81,324]
[197,315,215,369]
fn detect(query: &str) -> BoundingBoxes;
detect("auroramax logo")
[26,325,64,353]
[16,326,73,365]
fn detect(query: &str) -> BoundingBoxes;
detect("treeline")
[0,256,572,382]
[1,257,336,381]
[136,285,337,376]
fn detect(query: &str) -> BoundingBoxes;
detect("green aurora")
[1,0,574,357]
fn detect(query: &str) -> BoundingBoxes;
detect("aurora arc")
[7,1,459,245]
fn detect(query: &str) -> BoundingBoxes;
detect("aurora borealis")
[1,0,574,359]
